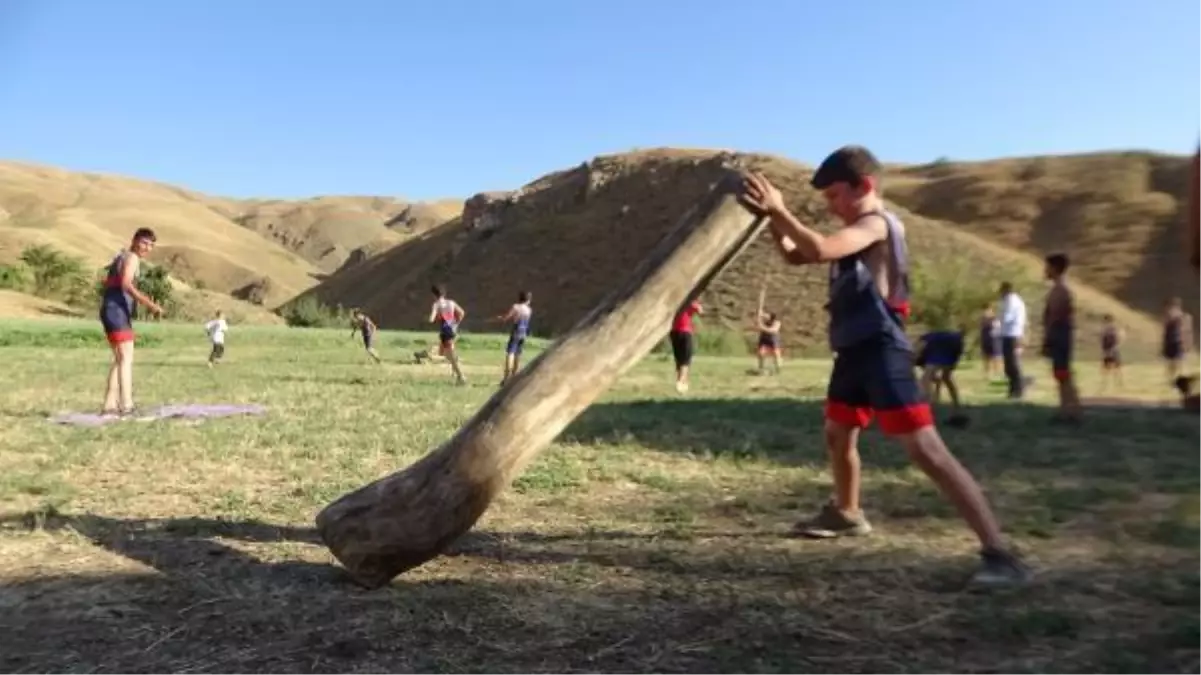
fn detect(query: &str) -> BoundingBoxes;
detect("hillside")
[293,149,1169,358]
[0,161,462,308]
[886,152,1196,327]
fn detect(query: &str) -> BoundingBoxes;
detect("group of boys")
[97,142,1197,591]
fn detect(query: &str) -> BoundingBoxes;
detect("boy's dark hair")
[1045,253,1070,275]
[1103,313,1114,321]
[767,312,778,322]
[518,291,530,303]
[431,284,445,297]
[810,145,883,192]
[133,227,157,243]
[999,281,1013,294]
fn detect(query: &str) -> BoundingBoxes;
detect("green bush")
[280,296,351,328]
[17,245,93,304]
[909,257,1027,332]
[0,262,31,292]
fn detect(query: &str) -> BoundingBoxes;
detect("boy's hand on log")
[740,172,786,216]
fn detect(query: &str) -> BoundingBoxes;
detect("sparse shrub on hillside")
[15,244,94,306]
[909,257,1031,338]
[280,295,350,328]
[0,262,31,292]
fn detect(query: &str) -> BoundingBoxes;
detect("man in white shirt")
[996,282,1026,398]
[204,310,229,367]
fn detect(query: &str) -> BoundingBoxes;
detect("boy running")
[204,310,229,367]
[429,285,467,384]
[497,291,533,385]
[740,146,1028,587]
[1042,253,1081,423]
[100,228,164,416]
[350,309,383,364]
[1099,314,1124,391]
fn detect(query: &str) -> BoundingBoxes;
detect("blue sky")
[1,0,1197,200]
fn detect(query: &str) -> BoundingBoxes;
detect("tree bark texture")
[315,170,767,589]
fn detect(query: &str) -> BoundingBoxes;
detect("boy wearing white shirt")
[997,282,1027,399]
[204,311,229,367]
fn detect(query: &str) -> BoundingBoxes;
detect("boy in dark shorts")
[1041,253,1081,423]
[1099,314,1123,391]
[429,285,467,385]
[670,299,702,393]
[496,291,533,385]
[740,146,1029,587]
[1161,297,1192,384]
[916,327,968,425]
[99,228,164,416]
[350,309,383,364]
[754,311,784,375]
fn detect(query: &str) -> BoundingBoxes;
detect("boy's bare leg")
[447,348,466,383]
[772,351,782,374]
[102,346,120,413]
[827,421,863,514]
[117,341,135,411]
[898,426,1003,550]
[941,372,962,411]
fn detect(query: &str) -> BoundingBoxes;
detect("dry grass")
[0,319,1197,673]
[296,148,1176,361]
[0,161,462,308]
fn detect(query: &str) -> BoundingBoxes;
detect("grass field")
[1,319,1197,673]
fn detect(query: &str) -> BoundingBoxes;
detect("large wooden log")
[1188,147,1199,274]
[315,170,767,589]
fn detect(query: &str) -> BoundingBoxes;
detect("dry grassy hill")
[293,148,1170,358]
[0,161,462,309]
[886,152,1196,327]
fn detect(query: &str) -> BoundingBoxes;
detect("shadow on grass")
[0,509,1197,673]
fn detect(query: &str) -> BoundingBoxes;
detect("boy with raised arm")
[739,146,1029,587]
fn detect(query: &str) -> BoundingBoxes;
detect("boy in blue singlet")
[99,228,164,416]
[349,309,383,364]
[496,290,533,384]
[740,145,1028,587]
[429,285,467,385]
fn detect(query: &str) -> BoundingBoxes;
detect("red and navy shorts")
[824,338,933,435]
[99,302,134,346]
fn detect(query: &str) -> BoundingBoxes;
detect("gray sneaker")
[969,548,1032,588]
[792,501,873,538]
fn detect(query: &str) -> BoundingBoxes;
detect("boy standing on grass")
[669,299,702,393]
[740,145,1029,587]
[1041,253,1081,423]
[754,310,783,375]
[100,227,164,416]
[1099,314,1124,392]
[204,310,229,367]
